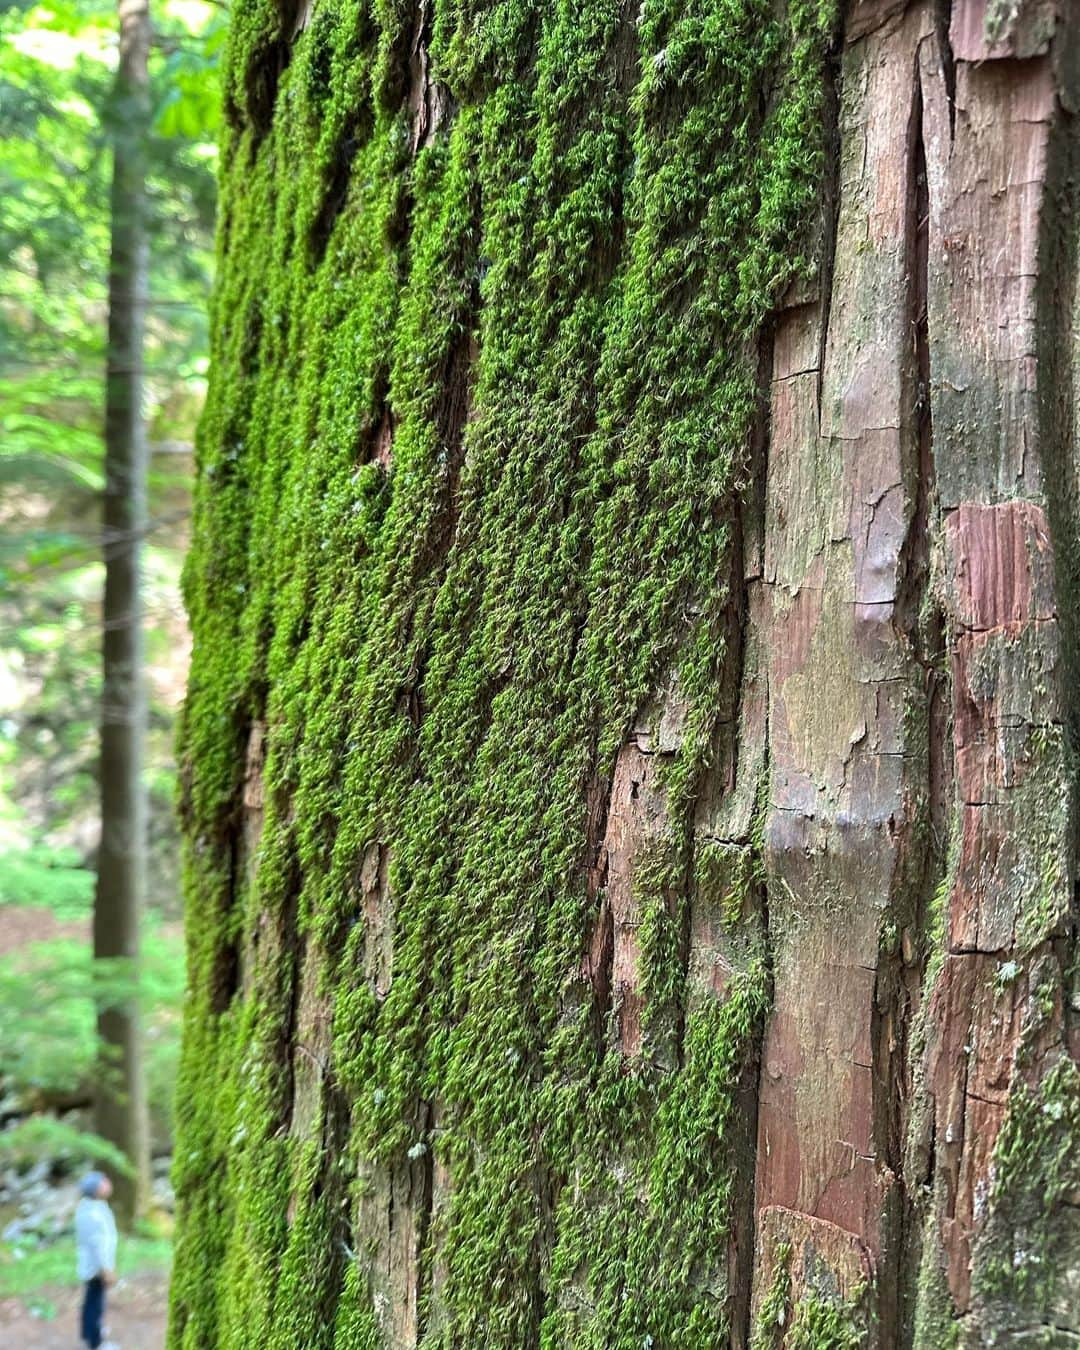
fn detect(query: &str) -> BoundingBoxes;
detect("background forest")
[0,0,218,1335]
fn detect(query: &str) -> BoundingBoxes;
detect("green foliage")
[0,927,185,1134]
[156,17,228,139]
[0,0,216,486]
[0,0,219,910]
[0,1115,132,1176]
[0,1230,172,1301]
[172,0,839,1342]
[0,845,94,917]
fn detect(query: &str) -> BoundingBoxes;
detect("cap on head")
[79,1171,107,1197]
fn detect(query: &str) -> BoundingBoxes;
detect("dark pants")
[81,1275,105,1348]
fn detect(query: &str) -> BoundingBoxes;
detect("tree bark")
[171,0,1080,1345]
[96,0,152,1225]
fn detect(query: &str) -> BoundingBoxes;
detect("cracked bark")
[750,3,1080,1343]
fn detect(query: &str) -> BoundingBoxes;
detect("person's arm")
[100,1207,118,1283]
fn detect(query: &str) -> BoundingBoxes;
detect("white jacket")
[75,1196,117,1281]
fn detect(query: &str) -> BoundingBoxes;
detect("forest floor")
[0,1268,169,1347]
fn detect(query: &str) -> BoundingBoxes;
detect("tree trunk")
[171,0,1080,1345]
[96,0,152,1225]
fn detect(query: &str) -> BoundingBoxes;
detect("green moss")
[786,1293,865,1350]
[751,1239,868,1350]
[974,1058,1080,1320]
[696,837,762,931]
[171,0,839,1342]
[983,0,1019,47]
[911,1236,960,1350]
[752,1240,792,1346]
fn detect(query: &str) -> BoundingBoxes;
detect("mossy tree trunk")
[170,0,1080,1345]
[95,0,152,1224]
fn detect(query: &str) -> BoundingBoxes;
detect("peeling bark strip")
[173,0,1080,1344]
[754,10,930,1338]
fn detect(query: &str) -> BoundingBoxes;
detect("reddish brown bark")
[744,2,1080,1341]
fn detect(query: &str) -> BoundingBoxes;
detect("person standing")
[75,1171,118,1349]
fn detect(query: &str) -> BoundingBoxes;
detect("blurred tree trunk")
[94,0,152,1225]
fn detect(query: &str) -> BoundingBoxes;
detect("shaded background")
[0,0,220,1338]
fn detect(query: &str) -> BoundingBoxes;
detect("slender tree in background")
[95,0,153,1223]
[1,0,222,890]
[171,1,1080,1346]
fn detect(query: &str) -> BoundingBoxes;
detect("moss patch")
[171,0,839,1343]
[751,1237,868,1350]
[973,1057,1080,1334]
